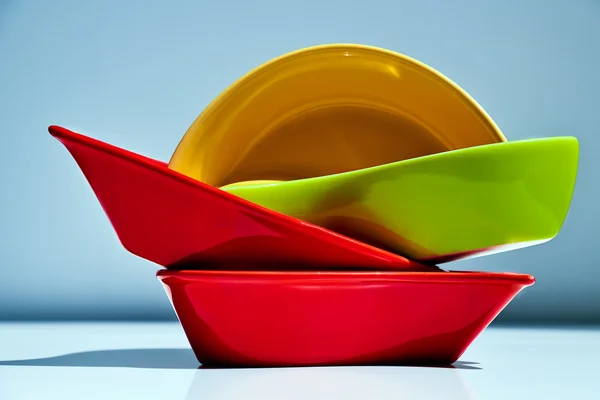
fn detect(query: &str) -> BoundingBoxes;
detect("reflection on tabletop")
[184,364,475,400]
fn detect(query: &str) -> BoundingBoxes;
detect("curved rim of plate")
[170,43,506,165]
[157,269,535,285]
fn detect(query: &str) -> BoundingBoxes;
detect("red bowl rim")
[157,269,535,285]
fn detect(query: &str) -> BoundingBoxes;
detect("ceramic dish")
[157,269,535,367]
[49,125,437,271]
[168,44,506,187]
[223,137,579,263]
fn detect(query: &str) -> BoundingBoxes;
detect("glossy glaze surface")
[49,125,436,271]
[168,44,506,187]
[223,137,579,262]
[158,269,534,367]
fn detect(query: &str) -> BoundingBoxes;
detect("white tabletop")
[0,323,597,399]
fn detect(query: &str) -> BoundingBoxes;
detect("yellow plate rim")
[169,43,507,169]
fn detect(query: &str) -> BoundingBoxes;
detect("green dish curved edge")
[221,137,579,263]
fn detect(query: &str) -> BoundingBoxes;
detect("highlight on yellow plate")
[168,43,507,188]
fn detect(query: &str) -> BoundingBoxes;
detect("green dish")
[221,137,579,263]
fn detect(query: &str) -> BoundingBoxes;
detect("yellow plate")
[169,44,506,187]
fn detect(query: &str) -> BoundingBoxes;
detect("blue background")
[1,0,598,323]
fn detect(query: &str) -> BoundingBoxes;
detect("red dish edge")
[157,268,535,285]
[48,125,437,271]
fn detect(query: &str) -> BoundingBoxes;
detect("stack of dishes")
[49,44,578,367]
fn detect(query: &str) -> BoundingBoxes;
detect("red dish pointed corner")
[48,125,438,271]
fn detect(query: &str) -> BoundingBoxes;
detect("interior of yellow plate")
[168,44,506,188]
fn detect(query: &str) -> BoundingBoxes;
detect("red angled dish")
[49,125,436,271]
[157,269,535,367]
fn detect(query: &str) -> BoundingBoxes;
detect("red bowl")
[157,269,534,367]
[49,125,434,271]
